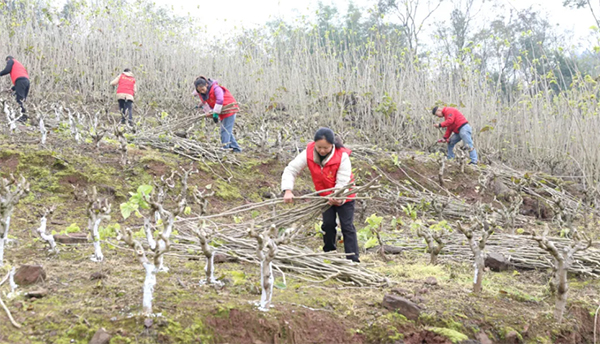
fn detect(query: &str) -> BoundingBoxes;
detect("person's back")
[0,56,30,122]
[110,69,136,125]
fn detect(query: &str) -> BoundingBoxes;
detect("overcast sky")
[151,0,596,48]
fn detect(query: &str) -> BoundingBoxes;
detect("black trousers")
[322,200,359,262]
[13,77,29,114]
[118,99,133,122]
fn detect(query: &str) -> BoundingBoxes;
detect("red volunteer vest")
[204,84,239,120]
[9,59,28,85]
[116,74,135,96]
[306,142,356,200]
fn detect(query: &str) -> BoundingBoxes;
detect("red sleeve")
[443,127,452,140]
[440,113,455,128]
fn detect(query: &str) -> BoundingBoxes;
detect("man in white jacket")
[281,128,359,262]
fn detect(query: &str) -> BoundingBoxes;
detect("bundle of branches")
[385,232,600,277]
[172,180,386,286]
[490,164,600,219]
[176,179,380,235]
[173,234,389,287]
[134,133,237,165]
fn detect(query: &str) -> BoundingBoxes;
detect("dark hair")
[194,76,208,88]
[432,106,438,115]
[314,127,344,148]
[5,56,13,61]
[123,68,131,72]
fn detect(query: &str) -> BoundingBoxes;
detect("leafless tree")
[248,224,300,311]
[85,186,112,262]
[0,175,29,266]
[532,227,592,322]
[35,206,57,253]
[457,206,495,294]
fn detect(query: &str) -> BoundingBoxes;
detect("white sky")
[152,0,596,47]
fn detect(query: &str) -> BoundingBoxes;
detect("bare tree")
[192,185,215,216]
[35,206,58,253]
[378,0,444,55]
[2,100,18,134]
[85,186,112,262]
[249,224,300,311]
[116,168,193,315]
[412,219,451,265]
[193,222,222,286]
[532,227,592,322]
[114,125,129,166]
[0,175,29,267]
[496,194,523,233]
[457,207,495,294]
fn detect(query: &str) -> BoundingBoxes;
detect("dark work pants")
[118,99,133,123]
[13,77,29,114]
[322,200,359,262]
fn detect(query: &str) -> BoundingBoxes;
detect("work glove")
[212,112,219,124]
[437,139,448,143]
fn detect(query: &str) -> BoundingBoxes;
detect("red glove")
[437,139,448,143]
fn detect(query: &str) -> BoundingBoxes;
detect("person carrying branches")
[281,127,360,263]
[110,68,137,126]
[193,76,241,153]
[0,56,30,123]
[432,106,478,165]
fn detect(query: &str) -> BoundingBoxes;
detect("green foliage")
[64,223,81,234]
[391,216,403,230]
[402,204,418,221]
[120,184,153,219]
[99,223,120,240]
[314,221,324,238]
[358,214,383,249]
[427,327,468,343]
[226,271,247,285]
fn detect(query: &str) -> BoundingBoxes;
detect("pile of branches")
[174,235,389,287]
[134,132,236,165]
[384,232,600,277]
[172,179,389,287]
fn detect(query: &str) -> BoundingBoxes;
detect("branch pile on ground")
[173,180,389,287]
[134,133,237,165]
[384,232,600,277]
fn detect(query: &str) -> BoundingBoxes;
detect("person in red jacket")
[432,106,478,164]
[0,56,30,122]
[281,128,359,262]
[110,68,137,126]
[194,76,241,152]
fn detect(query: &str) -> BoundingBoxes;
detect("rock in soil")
[391,287,411,296]
[144,318,153,328]
[382,294,421,320]
[505,331,522,344]
[14,265,47,285]
[89,328,112,344]
[25,288,48,298]
[54,233,88,244]
[476,332,493,344]
[90,272,107,280]
[485,252,509,272]
[213,252,239,264]
[424,276,438,286]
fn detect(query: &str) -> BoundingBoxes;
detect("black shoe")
[17,115,28,123]
[121,118,126,124]
[469,162,478,165]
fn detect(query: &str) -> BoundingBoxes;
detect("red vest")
[203,84,239,120]
[116,74,135,96]
[9,59,28,85]
[306,142,356,200]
